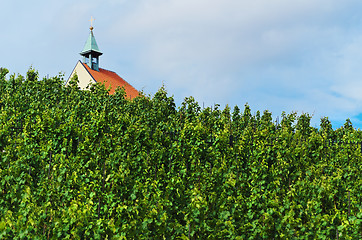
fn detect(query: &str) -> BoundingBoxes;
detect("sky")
[2,0,362,128]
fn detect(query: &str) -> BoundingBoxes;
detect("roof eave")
[80,49,103,56]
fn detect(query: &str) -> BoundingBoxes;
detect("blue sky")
[2,0,362,128]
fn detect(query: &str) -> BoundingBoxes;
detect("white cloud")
[108,1,359,94]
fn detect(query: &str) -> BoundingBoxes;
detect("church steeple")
[80,18,103,71]
[67,17,139,97]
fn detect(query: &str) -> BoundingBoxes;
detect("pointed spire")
[80,29,102,55]
[80,18,103,71]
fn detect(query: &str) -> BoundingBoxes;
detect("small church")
[67,22,139,98]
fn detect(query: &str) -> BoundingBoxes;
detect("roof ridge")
[99,67,117,74]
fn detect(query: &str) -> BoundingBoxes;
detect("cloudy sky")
[2,0,362,128]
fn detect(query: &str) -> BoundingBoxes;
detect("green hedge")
[0,67,361,239]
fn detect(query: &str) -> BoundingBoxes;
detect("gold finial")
[90,16,95,31]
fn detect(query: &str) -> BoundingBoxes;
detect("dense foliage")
[0,67,362,239]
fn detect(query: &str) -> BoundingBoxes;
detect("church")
[66,24,139,98]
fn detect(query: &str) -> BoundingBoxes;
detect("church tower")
[80,25,103,71]
[67,18,139,98]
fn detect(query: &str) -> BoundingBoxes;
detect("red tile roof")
[82,63,139,98]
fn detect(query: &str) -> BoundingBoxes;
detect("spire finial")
[90,16,95,31]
